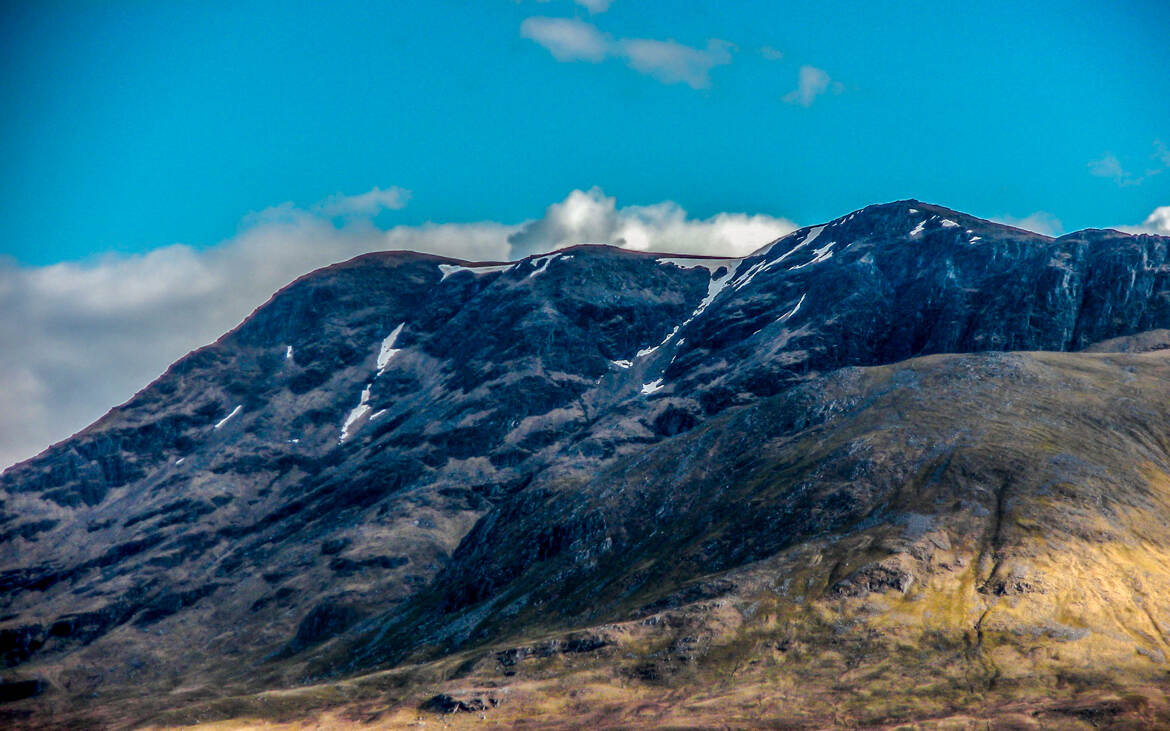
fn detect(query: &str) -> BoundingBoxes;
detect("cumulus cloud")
[1115,205,1170,236]
[0,186,796,470]
[759,45,784,60]
[782,65,844,107]
[520,17,608,62]
[991,211,1063,237]
[521,17,733,89]
[508,186,796,258]
[1139,206,1170,234]
[618,38,733,89]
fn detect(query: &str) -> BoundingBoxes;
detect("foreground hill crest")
[3,200,1170,728]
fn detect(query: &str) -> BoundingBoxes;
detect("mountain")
[4,200,1170,728]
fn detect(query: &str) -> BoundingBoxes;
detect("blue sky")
[2,0,1168,266]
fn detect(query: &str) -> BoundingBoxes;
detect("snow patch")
[641,379,664,395]
[285,346,293,361]
[789,242,835,270]
[730,259,768,290]
[632,223,830,360]
[969,235,982,243]
[637,324,681,357]
[801,225,826,249]
[692,267,736,318]
[214,405,242,430]
[527,255,555,279]
[438,264,464,281]
[779,293,806,322]
[635,263,736,359]
[438,263,511,281]
[339,386,372,443]
[733,225,830,288]
[908,208,918,214]
[909,220,926,237]
[174,458,184,465]
[611,359,633,369]
[941,219,959,228]
[377,323,405,373]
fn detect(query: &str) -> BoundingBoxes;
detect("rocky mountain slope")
[4,200,1170,728]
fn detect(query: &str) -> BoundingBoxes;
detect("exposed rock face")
[4,200,1170,728]
[420,689,505,713]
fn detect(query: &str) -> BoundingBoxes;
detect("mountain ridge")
[3,200,1170,728]
[0,197,1150,468]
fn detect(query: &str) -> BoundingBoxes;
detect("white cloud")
[0,186,796,470]
[520,17,608,62]
[508,186,796,258]
[991,211,1063,237]
[618,38,733,89]
[521,17,734,89]
[759,45,784,61]
[782,65,843,107]
[1116,205,1170,235]
[996,205,1170,239]
[1140,206,1170,234]
[314,185,410,217]
[1088,153,1132,185]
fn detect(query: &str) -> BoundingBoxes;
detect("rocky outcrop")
[420,689,505,714]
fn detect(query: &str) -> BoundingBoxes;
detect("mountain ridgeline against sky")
[5,200,1170,728]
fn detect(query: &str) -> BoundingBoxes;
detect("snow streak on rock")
[213,405,242,430]
[340,386,372,443]
[377,323,405,374]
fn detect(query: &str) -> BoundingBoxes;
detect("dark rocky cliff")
[3,200,1170,728]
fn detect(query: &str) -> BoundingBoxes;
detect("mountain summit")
[4,201,1170,728]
